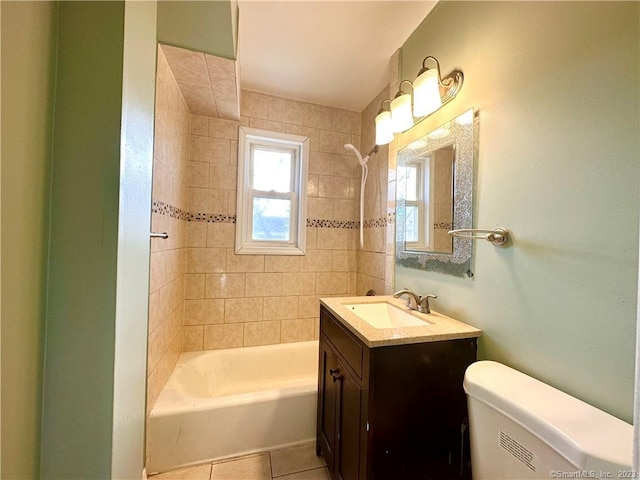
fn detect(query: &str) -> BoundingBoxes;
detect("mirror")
[396,109,475,278]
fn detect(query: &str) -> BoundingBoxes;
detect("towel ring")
[448,227,510,247]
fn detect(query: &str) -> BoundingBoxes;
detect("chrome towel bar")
[150,232,169,239]
[448,227,510,247]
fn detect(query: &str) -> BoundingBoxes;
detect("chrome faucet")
[393,288,438,314]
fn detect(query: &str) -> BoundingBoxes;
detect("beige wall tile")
[188,161,209,187]
[186,247,226,274]
[308,175,319,197]
[188,188,228,213]
[185,273,205,299]
[286,124,319,151]
[298,295,321,318]
[208,117,239,140]
[316,272,348,295]
[205,273,246,298]
[307,197,334,220]
[244,320,281,347]
[282,272,316,295]
[230,140,239,165]
[226,250,265,272]
[263,296,299,320]
[335,109,361,135]
[183,325,204,351]
[179,83,216,117]
[268,96,304,125]
[331,250,350,272]
[207,222,235,248]
[281,318,315,343]
[318,175,350,199]
[204,323,244,350]
[318,130,351,155]
[245,272,282,297]
[333,199,356,221]
[264,256,300,272]
[190,136,230,163]
[306,227,318,250]
[185,298,224,325]
[187,222,207,247]
[224,297,263,323]
[240,90,269,119]
[249,117,287,133]
[190,115,209,135]
[303,103,335,130]
[210,164,237,190]
[148,289,162,333]
[316,228,348,250]
[160,45,209,85]
[300,249,332,273]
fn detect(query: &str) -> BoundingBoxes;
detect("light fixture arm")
[418,56,464,103]
[395,79,414,98]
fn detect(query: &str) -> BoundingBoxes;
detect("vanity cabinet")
[316,305,477,480]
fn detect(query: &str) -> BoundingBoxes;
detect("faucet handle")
[419,294,438,314]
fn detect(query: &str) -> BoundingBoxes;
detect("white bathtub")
[146,340,319,474]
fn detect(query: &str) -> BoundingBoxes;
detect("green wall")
[1,2,57,478]
[40,2,125,477]
[157,0,237,59]
[397,1,639,422]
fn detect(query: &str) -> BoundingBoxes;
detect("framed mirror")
[396,109,476,278]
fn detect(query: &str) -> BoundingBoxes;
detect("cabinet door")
[335,358,363,480]
[317,339,339,471]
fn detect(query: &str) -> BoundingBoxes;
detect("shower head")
[343,143,365,166]
[344,143,357,152]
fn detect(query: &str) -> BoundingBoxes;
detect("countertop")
[320,295,482,348]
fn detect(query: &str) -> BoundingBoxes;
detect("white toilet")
[464,361,634,479]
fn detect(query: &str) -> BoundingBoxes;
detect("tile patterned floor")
[149,442,330,480]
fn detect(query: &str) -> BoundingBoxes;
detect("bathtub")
[146,340,319,474]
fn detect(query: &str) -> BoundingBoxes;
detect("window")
[402,156,435,250]
[236,127,309,255]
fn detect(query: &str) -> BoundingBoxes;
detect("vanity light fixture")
[375,55,464,146]
[375,99,394,146]
[390,80,414,133]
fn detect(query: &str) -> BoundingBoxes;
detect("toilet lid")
[463,361,633,471]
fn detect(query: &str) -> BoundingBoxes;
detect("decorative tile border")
[151,200,190,221]
[153,199,392,229]
[435,222,453,230]
[189,213,236,223]
[307,219,358,229]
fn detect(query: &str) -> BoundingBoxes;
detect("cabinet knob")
[332,374,343,383]
[329,368,340,375]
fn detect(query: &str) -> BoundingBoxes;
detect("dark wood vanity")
[316,302,479,480]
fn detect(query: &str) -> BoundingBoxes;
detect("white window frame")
[236,126,309,255]
[405,156,435,251]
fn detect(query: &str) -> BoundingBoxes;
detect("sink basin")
[343,302,432,329]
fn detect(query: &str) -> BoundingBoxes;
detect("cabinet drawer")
[321,307,363,379]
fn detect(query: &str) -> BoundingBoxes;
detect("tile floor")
[149,442,330,480]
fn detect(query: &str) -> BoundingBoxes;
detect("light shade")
[390,92,413,133]
[413,67,441,117]
[375,110,393,145]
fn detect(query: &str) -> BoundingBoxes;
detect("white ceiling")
[237,1,437,113]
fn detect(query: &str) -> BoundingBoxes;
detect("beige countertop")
[320,295,482,348]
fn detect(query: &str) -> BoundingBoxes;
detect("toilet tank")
[463,361,633,480]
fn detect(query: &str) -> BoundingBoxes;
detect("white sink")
[343,302,432,329]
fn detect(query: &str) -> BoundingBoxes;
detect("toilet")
[464,361,634,479]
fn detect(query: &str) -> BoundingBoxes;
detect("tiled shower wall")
[182,91,363,351]
[357,87,392,296]
[146,48,190,411]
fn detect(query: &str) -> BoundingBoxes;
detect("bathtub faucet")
[393,288,437,314]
